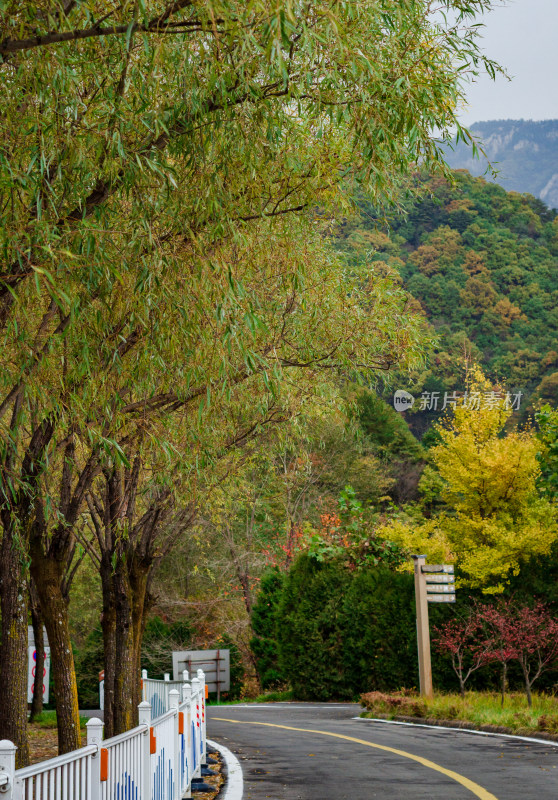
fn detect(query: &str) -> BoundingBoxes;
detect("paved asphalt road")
[207,703,558,800]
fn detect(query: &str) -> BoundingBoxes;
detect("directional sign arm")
[422,565,454,574]
[426,584,455,593]
[428,594,456,603]
[425,574,455,584]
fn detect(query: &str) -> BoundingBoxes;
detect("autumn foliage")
[435,601,558,707]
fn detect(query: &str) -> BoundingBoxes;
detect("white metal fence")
[141,670,184,720]
[0,670,208,800]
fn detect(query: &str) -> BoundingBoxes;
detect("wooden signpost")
[412,555,456,698]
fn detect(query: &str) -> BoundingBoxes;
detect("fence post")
[181,682,193,796]
[141,668,148,704]
[86,717,103,800]
[163,673,171,711]
[138,700,151,726]
[138,701,151,800]
[0,740,16,800]
[169,690,180,800]
[182,669,189,683]
[86,717,104,747]
[197,669,207,764]
[191,677,201,773]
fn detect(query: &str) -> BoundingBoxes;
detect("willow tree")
[0,0,499,763]
[49,216,425,738]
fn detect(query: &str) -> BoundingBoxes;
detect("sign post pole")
[412,554,433,699]
[216,650,221,704]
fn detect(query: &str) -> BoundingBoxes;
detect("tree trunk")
[30,553,81,754]
[0,414,55,764]
[228,540,253,616]
[525,683,533,708]
[521,663,533,708]
[0,532,30,767]
[501,662,507,707]
[29,581,45,722]
[130,566,151,714]
[113,568,136,734]
[100,567,117,739]
[102,558,150,736]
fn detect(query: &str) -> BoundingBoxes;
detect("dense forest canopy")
[336,170,558,428]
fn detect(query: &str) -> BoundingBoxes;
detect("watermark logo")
[393,390,415,412]
[393,390,523,413]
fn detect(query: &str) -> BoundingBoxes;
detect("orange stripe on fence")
[178,712,184,735]
[150,727,157,754]
[100,748,108,782]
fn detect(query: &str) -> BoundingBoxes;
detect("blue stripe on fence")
[116,771,139,800]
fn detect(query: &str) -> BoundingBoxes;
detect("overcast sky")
[456,0,558,125]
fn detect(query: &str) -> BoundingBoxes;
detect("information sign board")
[413,556,457,699]
[172,649,230,695]
[27,626,50,704]
[27,646,51,703]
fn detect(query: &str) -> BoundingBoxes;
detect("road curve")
[207,702,558,800]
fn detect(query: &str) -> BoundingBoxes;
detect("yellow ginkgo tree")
[383,370,558,592]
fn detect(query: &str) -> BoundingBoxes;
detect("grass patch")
[210,689,294,706]
[254,689,294,703]
[360,691,558,736]
[30,711,88,729]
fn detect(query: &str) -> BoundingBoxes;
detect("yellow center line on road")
[211,717,498,800]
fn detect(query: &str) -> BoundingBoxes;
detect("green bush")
[277,555,349,700]
[340,568,419,692]
[274,554,463,700]
[250,570,286,689]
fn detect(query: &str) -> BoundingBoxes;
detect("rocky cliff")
[445,119,558,209]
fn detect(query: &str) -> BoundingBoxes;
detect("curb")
[207,738,243,800]
[355,715,558,747]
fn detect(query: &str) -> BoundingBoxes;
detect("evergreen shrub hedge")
[250,569,286,690]
[257,554,458,700]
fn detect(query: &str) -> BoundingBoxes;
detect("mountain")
[445,120,558,210]
[335,171,558,429]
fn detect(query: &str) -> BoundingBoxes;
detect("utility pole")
[412,554,433,699]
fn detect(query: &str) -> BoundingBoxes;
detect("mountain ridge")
[445,119,558,209]
[335,171,558,428]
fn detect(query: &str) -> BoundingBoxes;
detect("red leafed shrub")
[482,600,558,708]
[435,599,558,707]
[433,609,493,697]
[538,715,558,734]
[360,690,427,718]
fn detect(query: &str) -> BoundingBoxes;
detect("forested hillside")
[72,170,558,701]
[444,119,558,209]
[336,171,558,427]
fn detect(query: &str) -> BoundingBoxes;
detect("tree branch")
[0,1,215,55]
